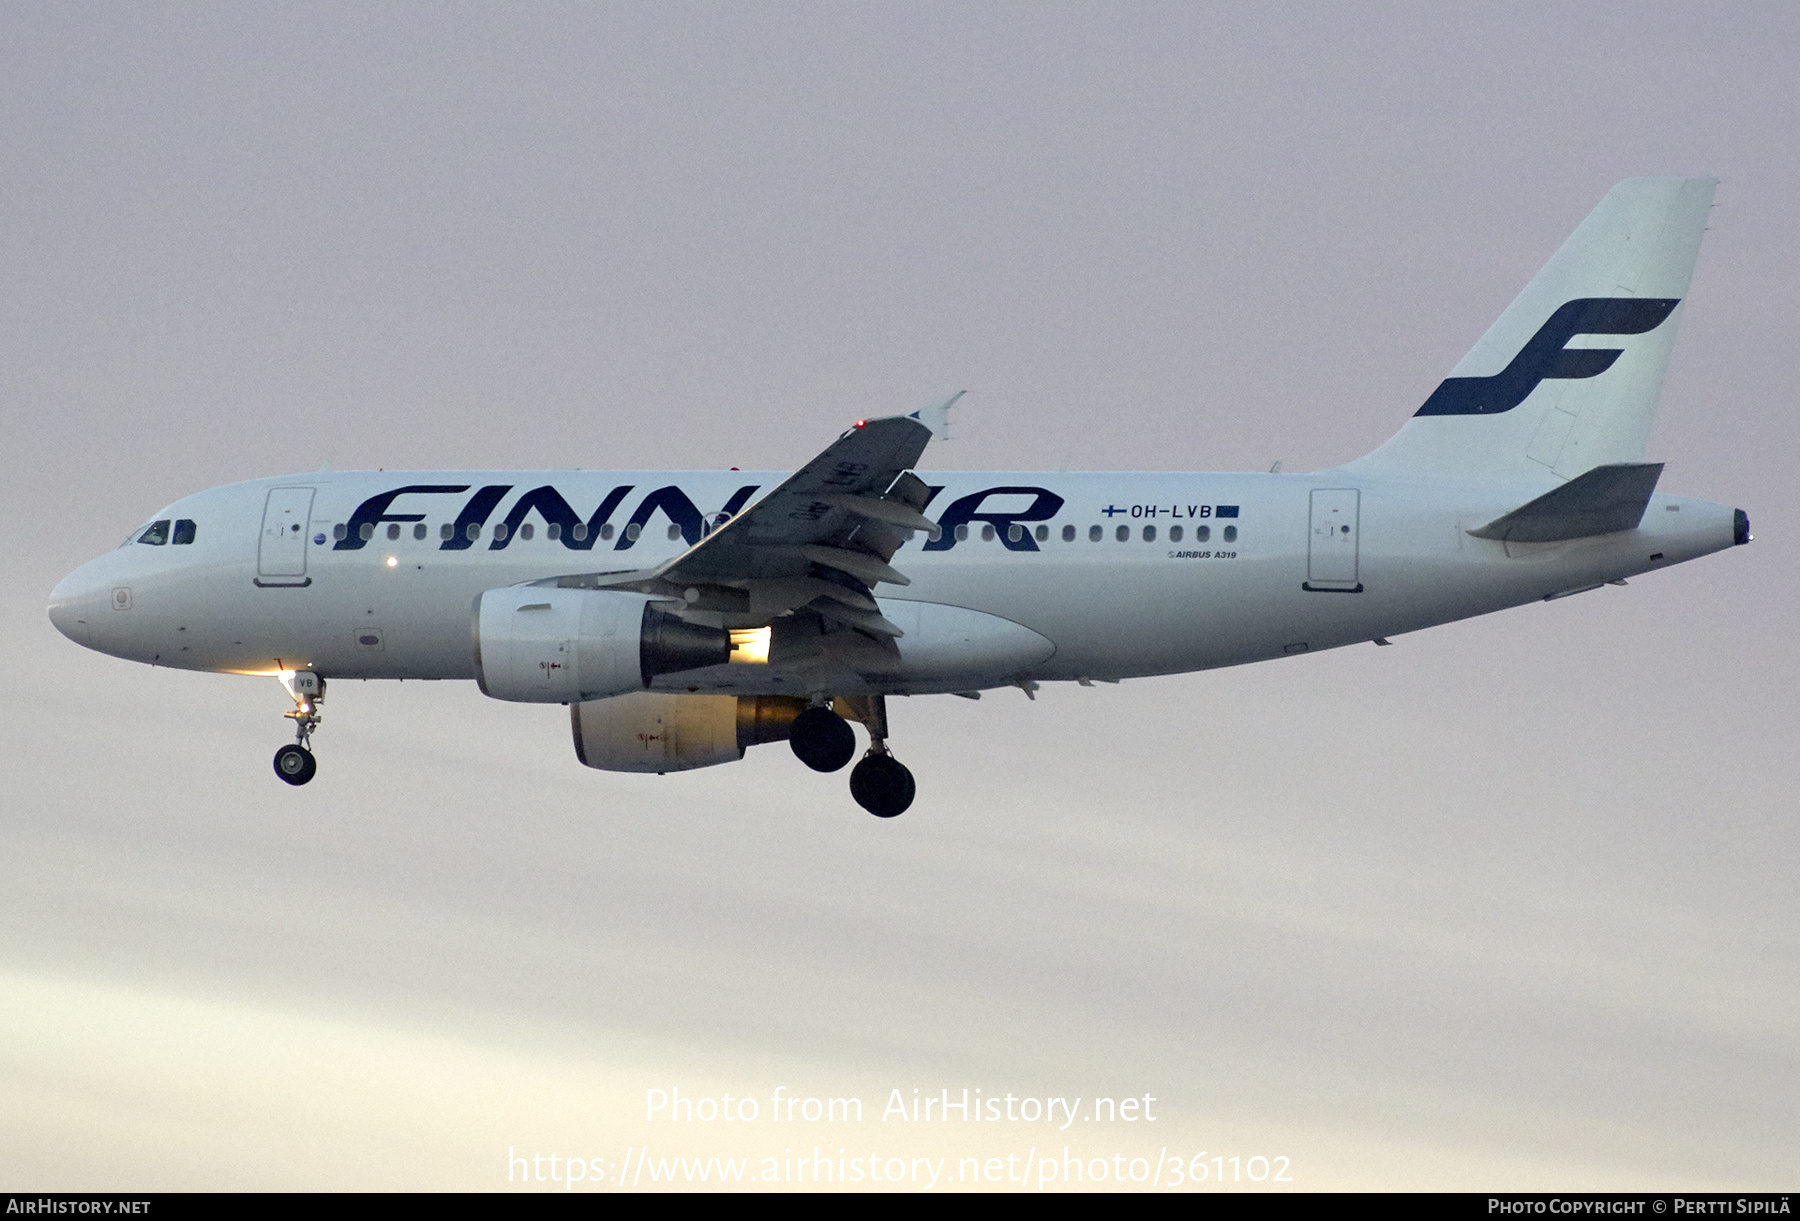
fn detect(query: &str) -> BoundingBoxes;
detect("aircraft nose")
[48,563,108,648]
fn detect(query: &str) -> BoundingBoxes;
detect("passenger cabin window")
[1223,525,1238,543]
[1062,525,1076,542]
[493,523,509,541]
[601,523,615,540]
[1197,524,1211,542]
[1143,525,1156,542]
[667,524,682,541]
[334,523,348,541]
[520,523,534,540]
[625,523,641,541]
[1170,525,1183,542]
[387,523,401,541]
[1115,525,1129,542]
[981,524,995,542]
[359,522,374,541]
[548,523,562,540]
[172,519,197,545]
[138,520,170,546]
[1089,525,1102,542]
[440,523,454,540]
[955,524,970,541]
[1035,524,1049,542]
[413,523,427,540]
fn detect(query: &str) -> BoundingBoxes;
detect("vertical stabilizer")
[1344,177,1716,481]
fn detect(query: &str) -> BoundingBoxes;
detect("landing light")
[385,555,397,568]
[729,626,771,665]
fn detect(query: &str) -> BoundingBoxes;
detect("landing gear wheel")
[275,671,325,786]
[273,744,317,786]
[790,706,856,772]
[850,753,915,818]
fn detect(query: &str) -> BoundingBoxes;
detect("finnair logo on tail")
[1415,297,1679,417]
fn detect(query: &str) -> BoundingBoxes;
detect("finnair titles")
[50,178,1748,817]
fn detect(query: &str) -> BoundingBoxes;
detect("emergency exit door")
[1305,488,1362,592]
[258,487,315,582]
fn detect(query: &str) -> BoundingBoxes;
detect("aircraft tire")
[274,744,317,786]
[790,707,856,772]
[850,754,915,818]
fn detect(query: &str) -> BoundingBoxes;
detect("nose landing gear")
[274,669,324,786]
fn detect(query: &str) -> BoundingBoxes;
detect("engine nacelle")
[571,692,808,773]
[473,586,732,703]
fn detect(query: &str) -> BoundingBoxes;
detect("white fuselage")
[48,468,1739,695]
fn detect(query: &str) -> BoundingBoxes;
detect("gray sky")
[2,1,1795,1190]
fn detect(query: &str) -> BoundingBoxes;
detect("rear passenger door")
[1305,488,1361,592]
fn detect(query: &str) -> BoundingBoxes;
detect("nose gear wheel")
[275,670,325,786]
[273,743,317,785]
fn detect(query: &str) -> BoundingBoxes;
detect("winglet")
[909,391,965,441]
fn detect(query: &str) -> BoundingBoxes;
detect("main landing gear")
[850,753,914,819]
[274,669,324,786]
[790,705,856,772]
[790,695,916,818]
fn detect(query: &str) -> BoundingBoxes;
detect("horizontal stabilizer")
[1468,463,1663,543]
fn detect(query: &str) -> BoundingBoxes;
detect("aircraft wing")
[550,416,936,635]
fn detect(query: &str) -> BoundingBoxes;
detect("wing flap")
[798,544,911,588]
[814,600,905,638]
[822,493,938,534]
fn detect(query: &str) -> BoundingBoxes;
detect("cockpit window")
[137,520,170,546]
[172,519,197,545]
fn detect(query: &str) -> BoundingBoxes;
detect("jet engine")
[473,586,731,703]
[571,691,808,772]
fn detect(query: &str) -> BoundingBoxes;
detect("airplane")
[47,177,1749,817]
